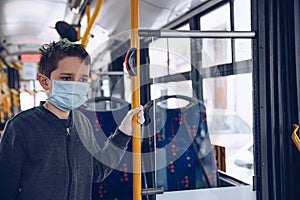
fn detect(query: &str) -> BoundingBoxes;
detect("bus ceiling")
[0,0,212,64]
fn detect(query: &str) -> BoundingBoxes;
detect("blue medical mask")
[47,80,89,111]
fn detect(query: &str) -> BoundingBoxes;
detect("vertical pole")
[0,61,3,124]
[81,0,104,47]
[130,0,141,199]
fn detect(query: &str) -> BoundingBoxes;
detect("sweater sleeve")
[0,120,26,200]
[72,110,131,183]
[92,128,131,183]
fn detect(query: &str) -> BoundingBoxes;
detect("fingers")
[138,117,145,125]
[130,105,145,125]
[129,105,143,116]
[119,106,144,136]
[137,109,145,124]
[138,110,143,117]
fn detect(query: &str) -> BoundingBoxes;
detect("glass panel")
[234,0,251,31]
[177,23,190,31]
[200,4,232,67]
[235,39,252,62]
[203,73,253,184]
[168,38,191,75]
[151,80,193,101]
[201,38,232,68]
[149,38,169,78]
[234,0,252,62]
[150,80,219,191]
[149,24,191,78]
[169,24,191,74]
[200,4,231,31]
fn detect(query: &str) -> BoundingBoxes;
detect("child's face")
[50,56,90,83]
[44,56,90,96]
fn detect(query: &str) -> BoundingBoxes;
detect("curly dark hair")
[38,39,91,77]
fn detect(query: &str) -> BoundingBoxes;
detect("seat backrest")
[143,95,219,191]
[80,95,219,199]
[80,97,137,200]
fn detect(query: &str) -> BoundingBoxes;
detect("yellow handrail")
[86,3,91,24]
[77,25,81,41]
[0,61,3,123]
[130,0,141,199]
[81,0,104,47]
[292,124,300,152]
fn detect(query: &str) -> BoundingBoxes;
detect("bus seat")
[142,95,219,191]
[79,97,147,200]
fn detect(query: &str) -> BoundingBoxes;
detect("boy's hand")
[119,106,145,136]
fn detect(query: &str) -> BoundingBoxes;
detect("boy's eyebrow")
[59,72,90,78]
[59,72,73,76]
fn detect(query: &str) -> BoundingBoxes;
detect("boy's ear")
[37,73,49,90]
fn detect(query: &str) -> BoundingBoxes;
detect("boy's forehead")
[49,56,90,78]
[56,57,90,72]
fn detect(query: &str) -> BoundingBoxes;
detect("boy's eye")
[62,77,72,81]
[79,77,90,83]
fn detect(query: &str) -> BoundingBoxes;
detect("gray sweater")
[0,105,131,200]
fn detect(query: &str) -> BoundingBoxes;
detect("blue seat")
[143,95,219,191]
[79,97,147,200]
[80,95,219,199]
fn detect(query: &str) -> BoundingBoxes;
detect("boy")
[0,39,144,200]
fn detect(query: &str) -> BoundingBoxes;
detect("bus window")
[20,80,47,111]
[200,4,232,68]
[150,80,193,102]
[203,73,253,184]
[149,23,191,78]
